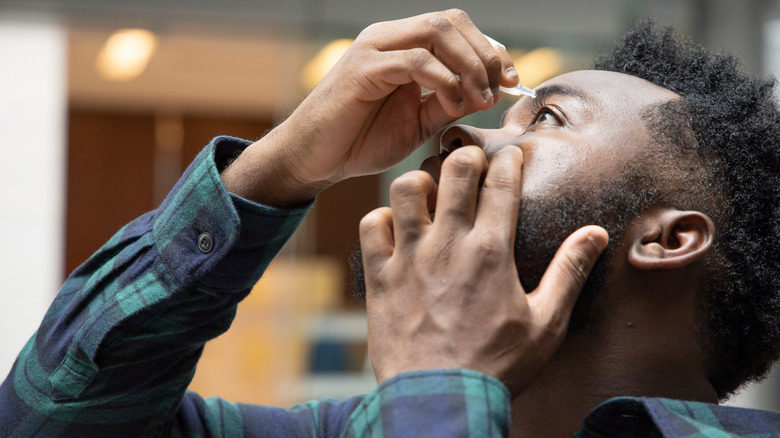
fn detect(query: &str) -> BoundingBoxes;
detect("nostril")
[439,130,458,153]
[440,124,476,153]
[439,124,519,159]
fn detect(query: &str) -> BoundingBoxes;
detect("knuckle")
[445,156,479,177]
[445,8,470,24]
[442,74,460,89]
[390,171,429,198]
[406,47,432,69]
[359,22,381,35]
[359,210,387,234]
[472,233,508,263]
[484,52,502,74]
[426,15,453,33]
[562,252,591,286]
[486,172,517,192]
[468,57,485,74]
[446,147,483,169]
[356,22,388,42]
[477,242,504,263]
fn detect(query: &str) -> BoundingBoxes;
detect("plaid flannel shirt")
[1,136,777,437]
[0,136,509,437]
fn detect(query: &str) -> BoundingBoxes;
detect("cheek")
[519,147,583,199]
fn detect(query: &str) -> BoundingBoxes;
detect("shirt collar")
[579,396,780,437]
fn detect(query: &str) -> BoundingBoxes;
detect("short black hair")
[595,20,780,399]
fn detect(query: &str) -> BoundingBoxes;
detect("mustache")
[349,167,655,338]
[350,181,648,301]
[349,196,592,300]
[349,197,594,300]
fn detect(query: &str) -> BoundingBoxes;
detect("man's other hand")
[359,146,608,397]
[222,10,518,206]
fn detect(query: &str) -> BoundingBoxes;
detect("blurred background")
[1,0,779,411]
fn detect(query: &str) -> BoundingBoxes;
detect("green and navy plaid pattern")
[0,136,510,437]
[1,136,777,437]
[576,397,780,437]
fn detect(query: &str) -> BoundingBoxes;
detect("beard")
[350,168,656,334]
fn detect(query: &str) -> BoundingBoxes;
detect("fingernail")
[587,230,609,252]
[482,88,493,104]
[505,66,518,80]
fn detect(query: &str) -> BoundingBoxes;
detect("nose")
[439,124,521,159]
[440,125,484,153]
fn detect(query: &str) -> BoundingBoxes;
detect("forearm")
[339,370,510,438]
[0,136,311,436]
[220,119,333,208]
[167,370,510,438]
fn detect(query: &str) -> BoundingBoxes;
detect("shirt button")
[198,232,214,253]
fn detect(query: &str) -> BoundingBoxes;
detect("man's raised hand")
[360,146,609,397]
[221,10,518,206]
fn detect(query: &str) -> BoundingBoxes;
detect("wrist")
[220,123,333,207]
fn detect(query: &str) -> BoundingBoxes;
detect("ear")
[628,209,715,270]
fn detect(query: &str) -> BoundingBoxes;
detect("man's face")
[354,71,678,324]
[439,70,679,200]
[437,70,680,329]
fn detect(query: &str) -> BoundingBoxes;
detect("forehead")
[509,70,679,117]
[504,70,681,194]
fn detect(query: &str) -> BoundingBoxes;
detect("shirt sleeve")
[0,136,512,438]
[167,369,510,438]
[0,136,310,436]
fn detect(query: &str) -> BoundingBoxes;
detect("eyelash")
[530,100,561,126]
[498,100,563,128]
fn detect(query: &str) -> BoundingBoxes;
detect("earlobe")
[628,209,715,270]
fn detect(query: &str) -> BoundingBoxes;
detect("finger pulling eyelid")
[499,109,509,128]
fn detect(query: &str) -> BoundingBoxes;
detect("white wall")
[0,18,66,379]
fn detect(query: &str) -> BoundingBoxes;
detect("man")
[354,18,780,436]
[1,9,778,438]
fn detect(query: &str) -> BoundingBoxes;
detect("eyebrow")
[532,83,591,104]
[501,83,591,127]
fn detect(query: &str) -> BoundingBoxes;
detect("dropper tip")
[499,85,536,98]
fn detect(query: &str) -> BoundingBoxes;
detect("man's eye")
[532,109,559,126]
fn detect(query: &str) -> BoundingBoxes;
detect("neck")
[510,302,718,437]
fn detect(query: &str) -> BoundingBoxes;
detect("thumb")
[419,91,461,139]
[528,225,609,325]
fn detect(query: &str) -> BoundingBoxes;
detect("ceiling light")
[96,29,157,81]
[301,39,353,91]
[512,48,565,88]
